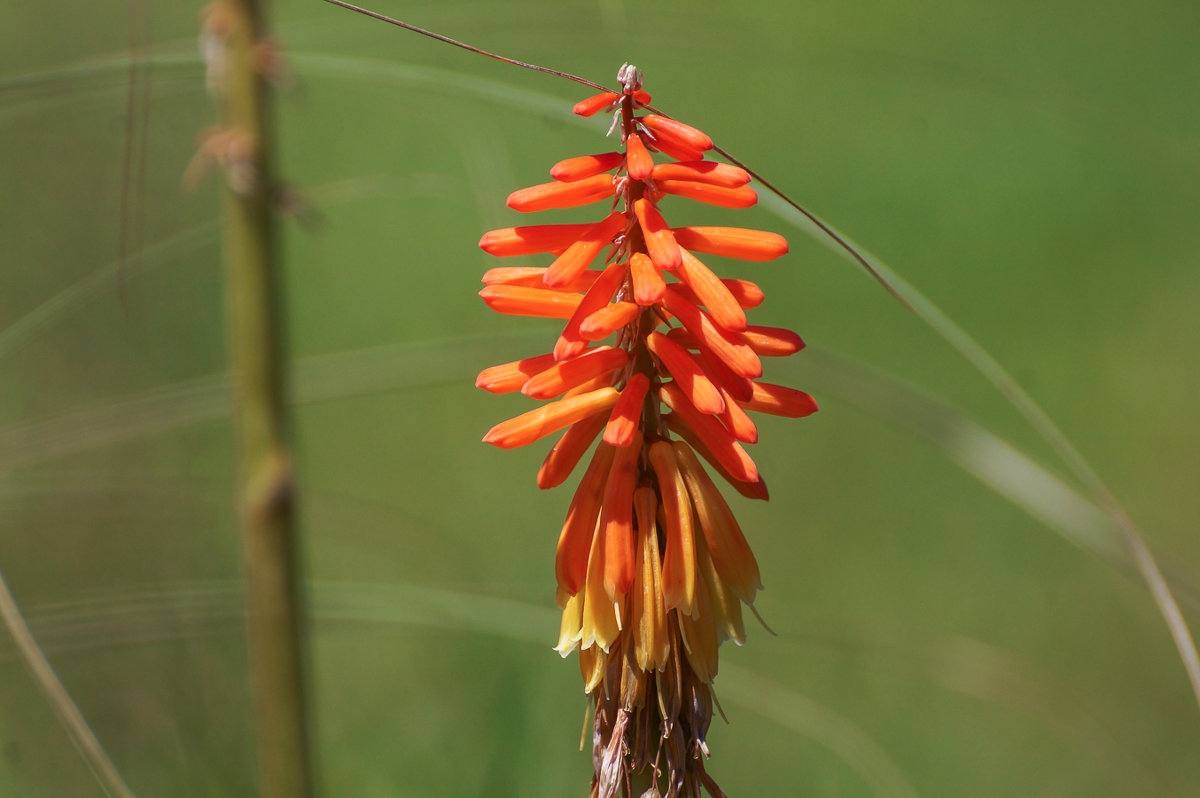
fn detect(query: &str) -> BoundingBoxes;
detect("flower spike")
[475,67,817,798]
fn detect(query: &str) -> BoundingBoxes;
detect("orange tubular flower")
[476,63,817,798]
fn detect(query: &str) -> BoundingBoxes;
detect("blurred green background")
[2,0,1199,796]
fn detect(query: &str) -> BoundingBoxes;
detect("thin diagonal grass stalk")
[0,566,137,798]
[320,0,609,93]
[756,196,1200,711]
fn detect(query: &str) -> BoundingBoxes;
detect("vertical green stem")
[217,3,315,797]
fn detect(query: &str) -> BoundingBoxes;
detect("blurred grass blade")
[0,52,200,119]
[0,222,217,362]
[0,578,1175,793]
[759,193,1200,713]
[0,566,137,798]
[2,331,1198,604]
[0,51,575,125]
[0,579,917,796]
[798,349,1127,561]
[0,373,228,468]
[0,49,593,122]
[316,581,554,644]
[0,176,387,366]
[803,345,1200,606]
[720,663,919,798]
[0,331,548,470]
[288,52,580,120]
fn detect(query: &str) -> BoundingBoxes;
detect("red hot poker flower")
[477,63,816,798]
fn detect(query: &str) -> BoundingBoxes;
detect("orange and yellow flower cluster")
[477,64,816,797]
